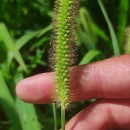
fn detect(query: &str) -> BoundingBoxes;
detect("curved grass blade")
[16,98,41,130]
[0,71,22,130]
[97,0,120,56]
[79,50,101,65]
[0,23,27,71]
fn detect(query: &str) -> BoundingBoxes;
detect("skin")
[16,55,130,130]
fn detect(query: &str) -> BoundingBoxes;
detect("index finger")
[16,55,130,104]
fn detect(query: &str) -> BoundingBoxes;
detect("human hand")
[16,55,130,130]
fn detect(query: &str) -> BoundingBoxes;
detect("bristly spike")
[49,0,80,109]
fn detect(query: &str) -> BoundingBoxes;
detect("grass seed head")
[49,0,80,108]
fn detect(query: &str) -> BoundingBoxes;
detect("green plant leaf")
[16,98,41,130]
[79,8,97,50]
[30,37,49,51]
[16,31,40,50]
[97,0,120,56]
[91,22,109,42]
[0,41,7,63]
[78,28,96,50]
[37,25,51,38]
[79,50,101,65]
[0,71,22,130]
[0,23,27,71]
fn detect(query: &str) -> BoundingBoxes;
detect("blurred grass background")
[0,0,130,130]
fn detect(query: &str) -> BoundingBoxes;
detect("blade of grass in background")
[16,31,40,50]
[30,37,49,51]
[79,50,101,65]
[14,73,42,130]
[37,25,51,38]
[0,71,22,130]
[117,0,129,47]
[16,25,51,50]
[16,98,41,130]
[97,0,120,56]
[91,22,109,42]
[80,8,97,41]
[80,8,97,50]
[0,23,27,71]
[80,7,109,42]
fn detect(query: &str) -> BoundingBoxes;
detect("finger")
[65,99,130,130]
[16,73,55,104]
[72,54,130,101]
[16,55,130,103]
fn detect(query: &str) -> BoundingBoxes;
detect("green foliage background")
[0,0,130,129]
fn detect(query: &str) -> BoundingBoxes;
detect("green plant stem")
[61,105,65,130]
[52,103,57,130]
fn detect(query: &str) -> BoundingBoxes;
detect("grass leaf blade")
[16,98,41,130]
[97,0,120,56]
[0,71,22,130]
[0,23,27,71]
[79,50,101,65]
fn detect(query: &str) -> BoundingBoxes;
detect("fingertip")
[16,77,36,103]
[16,73,55,104]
